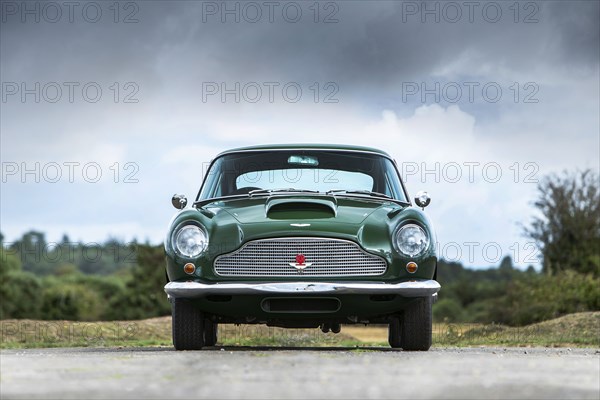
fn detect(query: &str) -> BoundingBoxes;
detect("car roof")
[216,144,392,158]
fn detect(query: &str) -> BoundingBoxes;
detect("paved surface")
[1,347,599,399]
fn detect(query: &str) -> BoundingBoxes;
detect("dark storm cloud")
[1,0,597,156]
[1,1,598,90]
[546,0,600,67]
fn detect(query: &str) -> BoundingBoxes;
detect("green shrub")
[0,248,22,276]
[464,300,497,324]
[433,298,465,322]
[104,245,170,320]
[38,274,127,321]
[493,271,600,326]
[40,283,104,321]
[0,271,43,319]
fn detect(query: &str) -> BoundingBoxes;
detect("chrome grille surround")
[214,237,387,277]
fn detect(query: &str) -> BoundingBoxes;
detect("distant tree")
[497,255,517,282]
[0,247,21,276]
[499,255,513,270]
[41,281,103,321]
[525,265,537,274]
[491,271,600,325]
[0,271,43,319]
[0,246,43,319]
[524,169,600,276]
[9,231,53,274]
[105,244,170,320]
[54,263,80,276]
[433,298,465,322]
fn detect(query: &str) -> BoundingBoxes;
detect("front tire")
[171,298,204,350]
[400,296,433,351]
[204,319,218,347]
[388,317,402,348]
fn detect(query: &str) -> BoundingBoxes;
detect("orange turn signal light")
[183,263,196,275]
[406,262,418,274]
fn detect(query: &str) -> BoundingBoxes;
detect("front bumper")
[164,280,440,299]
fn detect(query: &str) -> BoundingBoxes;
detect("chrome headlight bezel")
[171,223,209,258]
[394,223,430,257]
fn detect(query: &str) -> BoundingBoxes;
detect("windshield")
[197,150,408,202]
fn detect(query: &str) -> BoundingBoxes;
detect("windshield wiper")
[326,189,392,199]
[325,189,409,206]
[248,188,320,197]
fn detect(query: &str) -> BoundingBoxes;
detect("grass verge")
[1,312,598,349]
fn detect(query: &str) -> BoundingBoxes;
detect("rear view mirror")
[288,155,319,166]
[414,191,431,209]
[172,194,188,209]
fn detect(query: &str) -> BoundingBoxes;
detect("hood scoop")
[265,197,337,220]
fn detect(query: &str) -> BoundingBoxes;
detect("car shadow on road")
[72,345,401,353]
[205,345,397,352]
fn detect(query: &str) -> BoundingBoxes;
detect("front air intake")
[214,237,387,277]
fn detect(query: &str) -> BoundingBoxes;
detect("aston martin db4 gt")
[164,144,439,350]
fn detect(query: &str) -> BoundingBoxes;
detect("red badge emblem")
[290,254,312,270]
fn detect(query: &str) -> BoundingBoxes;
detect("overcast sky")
[1,0,598,268]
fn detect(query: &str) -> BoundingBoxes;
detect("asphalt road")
[1,347,599,399]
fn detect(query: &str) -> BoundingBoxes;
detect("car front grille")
[214,237,387,277]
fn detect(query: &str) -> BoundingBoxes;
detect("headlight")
[173,224,208,258]
[395,224,429,257]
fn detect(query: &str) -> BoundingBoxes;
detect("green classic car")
[164,144,439,350]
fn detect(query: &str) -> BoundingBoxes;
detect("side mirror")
[172,194,188,210]
[414,191,431,209]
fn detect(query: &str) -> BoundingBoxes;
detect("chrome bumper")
[164,280,440,299]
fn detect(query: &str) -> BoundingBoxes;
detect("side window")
[383,167,404,199]
[202,174,220,198]
[213,175,223,197]
[383,174,394,197]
